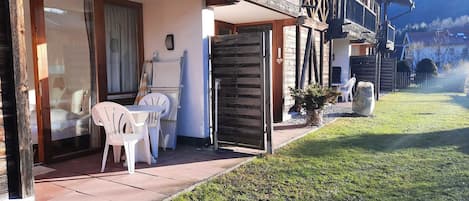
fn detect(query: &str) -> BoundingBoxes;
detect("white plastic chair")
[138,93,171,152]
[339,77,357,102]
[91,102,151,174]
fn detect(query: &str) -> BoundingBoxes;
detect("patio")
[33,103,352,201]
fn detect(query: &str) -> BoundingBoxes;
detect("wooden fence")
[396,72,436,89]
[395,72,411,89]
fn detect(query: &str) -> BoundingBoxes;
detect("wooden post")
[295,25,301,89]
[264,31,273,154]
[8,0,34,198]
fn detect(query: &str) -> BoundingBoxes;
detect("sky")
[388,0,469,28]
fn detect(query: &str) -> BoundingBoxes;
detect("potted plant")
[290,84,340,126]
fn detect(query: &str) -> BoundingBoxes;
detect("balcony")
[345,0,377,32]
[387,24,396,43]
[386,23,396,50]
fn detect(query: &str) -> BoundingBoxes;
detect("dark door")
[237,24,283,123]
[211,32,272,150]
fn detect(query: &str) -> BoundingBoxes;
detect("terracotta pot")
[306,109,323,126]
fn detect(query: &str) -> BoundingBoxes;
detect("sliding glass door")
[31,0,100,162]
[44,0,99,159]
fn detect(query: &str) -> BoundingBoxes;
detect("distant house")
[402,28,469,71]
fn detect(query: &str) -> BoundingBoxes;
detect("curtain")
[105,4,139,93]
[84,0,101,148]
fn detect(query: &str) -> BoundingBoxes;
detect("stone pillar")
[352,81,375,116]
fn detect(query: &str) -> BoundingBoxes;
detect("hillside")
[388,0,469,29]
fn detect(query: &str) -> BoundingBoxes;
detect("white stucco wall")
[142,0,211,139]
[332,39,351,84]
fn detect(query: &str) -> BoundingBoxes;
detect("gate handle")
[214,79,221,150]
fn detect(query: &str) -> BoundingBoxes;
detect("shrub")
[289,84,340,111]
[416,58,438,75]
[397,60,411,72]
[416,58,438,84]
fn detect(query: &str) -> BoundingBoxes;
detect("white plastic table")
[125,105,165,163]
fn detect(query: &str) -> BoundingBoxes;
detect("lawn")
[175,91,469,201]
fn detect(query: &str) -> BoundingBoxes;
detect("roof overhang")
[212,0,294,24]
[377,0,415,8]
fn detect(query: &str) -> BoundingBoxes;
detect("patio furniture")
[92,102,152,174]
[125,104,165,160]
[138,93,170,154]
[148,50,186,150]
[339,77,356,102]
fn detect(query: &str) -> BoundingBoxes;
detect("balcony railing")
[345,0,377,32]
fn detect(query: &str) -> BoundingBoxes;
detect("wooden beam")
[29,0,50,163]
[272,20,283,122]
[246,0,300,18]
[297,16,328,31]
[206,0,240,7]
[8,0,34,198]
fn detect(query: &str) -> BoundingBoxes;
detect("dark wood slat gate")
[380,58,397,92]
[350,56,396,92]
[211,33,269,150]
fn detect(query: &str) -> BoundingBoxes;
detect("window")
[104,3,142,95]
[462,48,468,57]
[448,48,455,55]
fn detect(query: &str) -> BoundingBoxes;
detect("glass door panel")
[43,0,99,158]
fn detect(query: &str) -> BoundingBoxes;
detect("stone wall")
[282,26,331,120]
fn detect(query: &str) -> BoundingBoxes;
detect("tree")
[416,58,438,84]
[416,58,438,75]
[397,60,411,72]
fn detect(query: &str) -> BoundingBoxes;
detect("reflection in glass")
[37,0,99,157]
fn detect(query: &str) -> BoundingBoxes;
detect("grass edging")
[166,118,339,201]
[274,119,338,150]
[163,156,256,201]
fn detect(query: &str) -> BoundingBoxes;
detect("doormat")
[33,166,56,177]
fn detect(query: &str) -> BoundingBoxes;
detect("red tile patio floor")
[34,103,352,201]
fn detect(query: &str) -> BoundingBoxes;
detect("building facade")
[1,0,338,198]
[402,29,469,71]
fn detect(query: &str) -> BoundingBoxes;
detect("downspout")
[319,31,324,85]
[329,39,333,87]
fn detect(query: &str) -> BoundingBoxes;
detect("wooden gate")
[211,32,272,150]
[350,56,396,92]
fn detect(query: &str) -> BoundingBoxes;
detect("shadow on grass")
[285,127,469,157]
[451,95,469,109]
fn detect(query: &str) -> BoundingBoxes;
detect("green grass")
[175,91,469,201]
